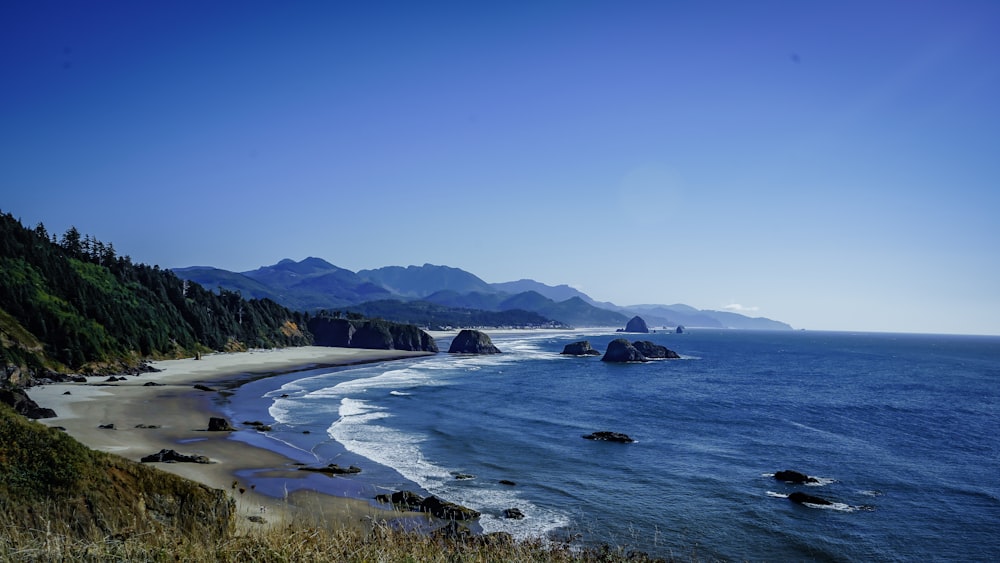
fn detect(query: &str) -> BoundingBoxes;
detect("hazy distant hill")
[358,264,495,297]
[173,258,792,330]
[490,279,590,303]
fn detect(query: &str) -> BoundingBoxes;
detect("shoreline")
[29,346,436,533]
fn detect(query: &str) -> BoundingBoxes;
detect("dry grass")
[0,513,682,562]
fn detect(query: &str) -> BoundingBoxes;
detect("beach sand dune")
[30,346,434,531]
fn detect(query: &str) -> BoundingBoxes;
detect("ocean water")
[222,329,1000,561]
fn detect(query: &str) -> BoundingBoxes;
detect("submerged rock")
[788,491,832,506]
[298,463,361,475]
[582,431,635,443]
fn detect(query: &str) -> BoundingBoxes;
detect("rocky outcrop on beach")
[623,316,650,333]
[774,470,819,484]
[582,431,635,443]
[307,317,439,352]
[560,340,601,356]
[298,463,362,475]
[140,449,212,464]
[447,329,501,354]
[375,490,481,520]
[601,338,679,362]
[0,388,56,419]
[207,417,235,431]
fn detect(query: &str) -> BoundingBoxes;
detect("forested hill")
[0,211,311,381]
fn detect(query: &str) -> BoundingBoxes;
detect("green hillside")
[0,211,311,378]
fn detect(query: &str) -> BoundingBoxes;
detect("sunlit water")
[222,329,1000,561]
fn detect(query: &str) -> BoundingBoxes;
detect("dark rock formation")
[0,388,57,419]
[676,325,685,334]
[601,338,679,362]
[421,495,481,520]
[207,417,234,431]
[624,316,650,333]
[632,340,680,359]
[601,338,647,362]
[582,431,635,443]
[454,473,475,480]
[788,491,833,506]
[134,424,161,429]
[140,448,212,464]
[298,463,362,475]
[375,490,480,520]
[560,340,601,356]
[499,479,517,486]
[307,317,438,352]
[448,329,501,354]
[503,508,525,519]
[98,423,115,429]
[774,470,819,484]
[143,381,163,386]
[194,384,216,392]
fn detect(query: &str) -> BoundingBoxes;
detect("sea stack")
[448,329,501,354]
[623,316,650,333]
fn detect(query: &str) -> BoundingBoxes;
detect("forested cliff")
[0,210,311,381]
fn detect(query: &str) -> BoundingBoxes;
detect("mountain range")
[173,258,792,331]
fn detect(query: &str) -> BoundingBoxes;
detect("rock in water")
[624,316,650,333]
[788,491,832,506]
[582,431,635,443]
[448,329,501,354]
[560,340,601,356]
[601,338,647,362]
[632,340,680,359]
[774,469,819,484]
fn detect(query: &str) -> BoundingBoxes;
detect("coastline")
[29,346,435,532]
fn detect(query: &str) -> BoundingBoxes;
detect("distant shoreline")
[30,346,434,532]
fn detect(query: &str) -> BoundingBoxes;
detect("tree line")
[0,211,311,374]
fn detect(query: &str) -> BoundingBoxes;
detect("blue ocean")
[223,329,1000,561]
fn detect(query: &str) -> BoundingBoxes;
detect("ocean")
[221,329,1000,561]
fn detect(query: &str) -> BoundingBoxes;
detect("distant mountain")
[172,258,792,330]
[490,279,590,303]
[358,264,495,298]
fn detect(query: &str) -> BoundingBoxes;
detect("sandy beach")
[29,346,435,532]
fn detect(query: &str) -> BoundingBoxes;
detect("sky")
[2,1,999,335]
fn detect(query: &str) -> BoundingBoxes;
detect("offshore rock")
[448,329,501,354]
[632,340,680,359]
[582,431,635,443]
[774,470,819,484]
[560,340,601,356]
[601,338,647,362]
[624,316,650,333]
[788,491,833,506]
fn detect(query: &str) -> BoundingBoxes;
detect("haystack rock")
[624,316,650,333]
[448,329,501,354]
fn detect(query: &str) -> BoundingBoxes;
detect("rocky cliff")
[307,317,438,352]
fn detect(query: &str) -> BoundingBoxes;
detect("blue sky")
[2,1,998,335]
